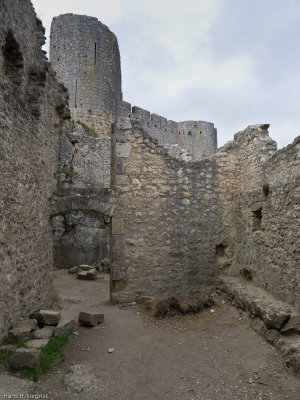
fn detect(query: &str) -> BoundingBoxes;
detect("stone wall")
[120,103,217,160]
[50,14,122,136]
[225,131,300,309]
[110,118,221,302]
[0,0,69,338]
[109,121,300,311]
[59,125,111,190]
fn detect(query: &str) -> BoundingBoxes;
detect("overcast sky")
[31,0,300,149]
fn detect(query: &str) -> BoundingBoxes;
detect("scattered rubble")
[145,295,215,318]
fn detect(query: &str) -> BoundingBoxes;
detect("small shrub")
[262,183,270,196]
[188,130,192,136]
[68,120,76,131]
[62,168,78,178]
[78,121,98,137]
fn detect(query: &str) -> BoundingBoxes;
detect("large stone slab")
[218,276,291,330]
[6,326,32,344]
[54,319,76,338]
[31,326,55,339]
[39,310,61,326]
[10,348,42,370]
[27,339,50,349]
[78,312,104,327]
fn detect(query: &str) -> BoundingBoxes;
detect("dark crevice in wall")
[252,207,262,231]
[2,30,24,86]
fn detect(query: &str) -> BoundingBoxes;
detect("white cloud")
[31,0,300,148]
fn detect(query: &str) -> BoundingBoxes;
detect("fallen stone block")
[6,326,32,344]
[54,319,76,338]
[79,264,92,271]
[77,271,96,280]
[77,271,88,280]
[15,319,37,331]
[87,269,97,280]
[68,266,79,274]
[0,344,16,355]
[281,314,300,335]
[31,326,55,339]
[78,312,104,327]
[10,348,42,370]
[39,310,61,326]
[26,339,50,349]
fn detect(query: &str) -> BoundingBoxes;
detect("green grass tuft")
[21,332,71,382]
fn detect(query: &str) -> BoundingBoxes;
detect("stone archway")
[49,190,115,283]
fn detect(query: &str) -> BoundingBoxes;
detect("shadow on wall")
[52,210,110,268]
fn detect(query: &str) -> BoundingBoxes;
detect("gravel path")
[2,270,299,400]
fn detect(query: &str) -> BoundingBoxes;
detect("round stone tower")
[50,14,122,136]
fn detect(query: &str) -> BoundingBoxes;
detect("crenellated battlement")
[50,15,217,160]
[120,102,217,159]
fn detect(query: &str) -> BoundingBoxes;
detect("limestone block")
[79,265,92,271]
[87,269,97,280]
[7,326,32,344]
[78,312,104,327]
[281,314,300,335]
[26,339,50,349]
[10,348,42,370]
[112,218,124,235]
[54,319,76,338]
[39,310,61,326]
[15,319,37,331]
[116,143,132,158]
[77,270,96,280]
[31,326,55,339]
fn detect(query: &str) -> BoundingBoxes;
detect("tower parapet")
[120,103,217,159]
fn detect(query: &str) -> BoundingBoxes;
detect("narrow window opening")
[216,243,226,257]
[252,207,262,231]
[94,43,97,66]
[74,79,78,108]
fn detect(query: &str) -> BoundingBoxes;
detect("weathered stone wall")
[59,126,111,190]
[50,189,114,269]
[110,121,299,311]
[225,131,300,309]
[50,14,122,136]
[0,0,69,338]
[110,118,221,302]
[120,103,217,160]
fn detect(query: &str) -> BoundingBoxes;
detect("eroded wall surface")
[0,0,69,338]
[228,132,300,309]
[110,118,221,302]
[110,122,300,310]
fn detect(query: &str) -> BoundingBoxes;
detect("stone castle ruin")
[0,1,299,374]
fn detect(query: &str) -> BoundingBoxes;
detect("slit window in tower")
[94,43,97,66]
[75,79,77,108]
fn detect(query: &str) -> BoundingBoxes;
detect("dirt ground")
[2,270,300,400]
